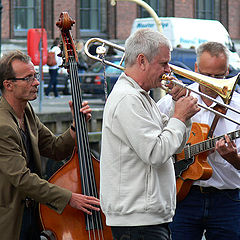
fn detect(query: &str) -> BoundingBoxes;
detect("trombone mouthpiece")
[160,74,170,93]
[161,74,168,80]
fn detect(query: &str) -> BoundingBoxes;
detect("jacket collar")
[0,96,19,122]
[0,96,31,128]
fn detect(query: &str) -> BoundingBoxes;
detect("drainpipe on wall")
[110,0,165,100]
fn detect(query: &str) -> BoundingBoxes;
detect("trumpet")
[84,37,240,125]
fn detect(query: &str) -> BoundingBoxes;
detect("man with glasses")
[0,50,100,240]
[158,41,240,240]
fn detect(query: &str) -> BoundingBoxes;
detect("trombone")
[84,37,240,125]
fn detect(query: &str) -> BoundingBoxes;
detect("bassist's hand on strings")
[80,101,92,121]
[69,100,92,121]
[69,192,100,215]
[68,100,100,215]
[69,100,92,138]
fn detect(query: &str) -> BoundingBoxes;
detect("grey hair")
[124,28,172,67]
[196,41,229,67]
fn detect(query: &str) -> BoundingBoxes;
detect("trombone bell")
[84,37,240,105]
[169,63,240,104]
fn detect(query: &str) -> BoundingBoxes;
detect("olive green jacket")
[0,96,75,240]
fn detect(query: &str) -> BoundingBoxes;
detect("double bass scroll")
[39,12,113,240]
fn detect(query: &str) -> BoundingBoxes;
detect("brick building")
[1,0,240,53]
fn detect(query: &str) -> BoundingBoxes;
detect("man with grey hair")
[158,41,240,239]
[100,28,200,239]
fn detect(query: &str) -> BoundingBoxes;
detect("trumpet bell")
[169,63,240,104]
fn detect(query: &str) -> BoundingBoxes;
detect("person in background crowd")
[46,38,62,98]
[100,28,200,240]
[158,41,240,240]
[0,50,100,240]
[76,40,88,82]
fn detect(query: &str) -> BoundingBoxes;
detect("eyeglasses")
[198,68,226,79]
[7,73,40,82]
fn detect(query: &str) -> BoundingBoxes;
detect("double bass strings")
[69,57,104,239]
[69,58,97,237]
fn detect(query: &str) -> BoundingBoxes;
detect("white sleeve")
[112,94,189,166]
[55,47,63,67]
[157,94,175,117]
[157,93,192,154]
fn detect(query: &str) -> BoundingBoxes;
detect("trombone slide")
[84,37,240,125]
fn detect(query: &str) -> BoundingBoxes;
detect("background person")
[0,50,100,240]
[46,38,62,98]
[76,40,88,72]
[76,40,88,83]
[100,28,200,240]
[158,41,240,240]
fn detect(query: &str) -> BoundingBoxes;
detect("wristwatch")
[70,124,76,132]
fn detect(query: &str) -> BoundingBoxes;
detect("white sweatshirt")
[100,73,191,226]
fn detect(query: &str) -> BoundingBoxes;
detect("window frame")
[12,0,39,38]
[195,0,221,20]
[78,0,105,38]
[140,0,168,18]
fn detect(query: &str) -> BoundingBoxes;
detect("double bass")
[39,12,113,240]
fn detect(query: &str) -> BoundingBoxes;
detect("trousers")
[20,203,41,240]
[170,186,240,240]
[111,223,171,240]
[46,68,59,97]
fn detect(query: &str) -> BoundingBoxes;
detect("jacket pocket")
[144,165,152,210]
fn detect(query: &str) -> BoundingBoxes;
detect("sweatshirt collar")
[122,72,153,104]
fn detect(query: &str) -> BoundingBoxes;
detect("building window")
[140,0,167,17]
[78,0,108,38]
[80,0,100,31]
[13,0,39,37]
[195,0,220,20]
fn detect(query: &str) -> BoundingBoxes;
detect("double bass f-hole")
[39,12,113,240]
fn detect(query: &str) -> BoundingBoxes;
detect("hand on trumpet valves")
[173,95,201,123]
[162,74,188,101]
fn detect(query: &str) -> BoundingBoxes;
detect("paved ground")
[31,95,105,114]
